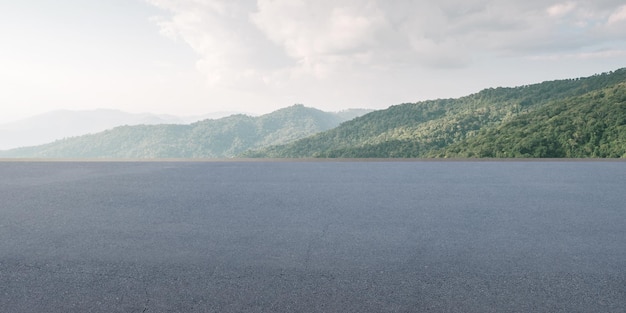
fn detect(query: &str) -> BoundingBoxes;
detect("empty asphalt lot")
[1,160,625,312]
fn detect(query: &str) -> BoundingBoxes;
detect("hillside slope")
[0,105,365,158]
[246,69,626,158]
[429,83,626,158]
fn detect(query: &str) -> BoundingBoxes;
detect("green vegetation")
[246,69,626,158]
[0,105,365,158]
[4,69,625,159]
[431,83,626,158]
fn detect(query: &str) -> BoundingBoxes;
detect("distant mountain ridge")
[246,68,626,158]
[3,69,624,159]
[0,109,206,150]
[0,105,371,158]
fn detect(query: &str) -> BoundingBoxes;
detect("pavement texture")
[0,161,624,312]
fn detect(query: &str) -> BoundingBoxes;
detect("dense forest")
[0,105,369,158]
[430,83,626,158]
[246,69,626,158]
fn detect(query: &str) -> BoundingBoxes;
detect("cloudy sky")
[1,0,625,123]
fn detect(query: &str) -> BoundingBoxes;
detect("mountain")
[0,109,253,150]
[428,82,626,158]
[245,69,626,158]
[0,105,370,158]
[0,109,184,150]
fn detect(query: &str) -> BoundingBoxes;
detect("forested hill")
[245,69,626,158]
[0,105,369,158]
[429,82,626,158]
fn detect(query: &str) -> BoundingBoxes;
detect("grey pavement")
[0,161,625,312]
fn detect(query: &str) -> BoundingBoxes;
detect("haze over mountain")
[246,68,626,158]
[0,106,370,158]
[0,109,250,150]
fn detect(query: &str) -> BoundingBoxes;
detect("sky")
[1,0,625,123]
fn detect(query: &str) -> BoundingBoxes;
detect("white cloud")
[250,0,393,77]
[252,1,383,57]
[547,2,577,17]
[3,0,625,123]
[145,0,283,87]
[607,5,626,25]
[144,0,626,106]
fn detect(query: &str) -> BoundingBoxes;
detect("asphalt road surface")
[1,161,625,312]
